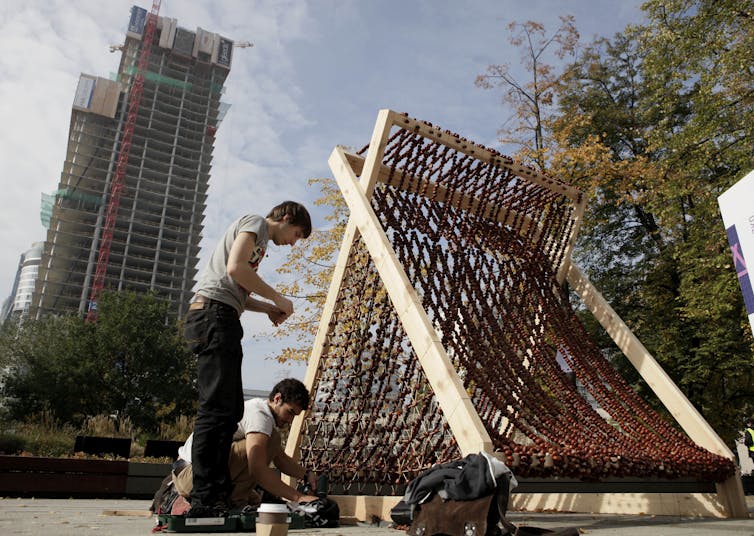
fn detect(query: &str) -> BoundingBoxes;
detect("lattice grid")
[297,115,734,494]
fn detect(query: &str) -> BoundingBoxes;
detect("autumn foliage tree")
[267,177,348,364]
[475,16,579,169]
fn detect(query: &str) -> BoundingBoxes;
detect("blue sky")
[0,0,645,390]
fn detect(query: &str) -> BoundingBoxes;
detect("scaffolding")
[30,6,234,319]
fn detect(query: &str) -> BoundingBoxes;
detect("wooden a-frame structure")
[285,109,747,520]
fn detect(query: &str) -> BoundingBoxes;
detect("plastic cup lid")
[258,503,290,514]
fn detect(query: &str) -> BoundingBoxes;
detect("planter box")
[0,455,170,499]
[74,435,131,458]
[144,439,183,460]
[127,460,172,498]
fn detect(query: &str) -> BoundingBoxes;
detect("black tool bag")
[397,453,578,536]
[407,476,510,536]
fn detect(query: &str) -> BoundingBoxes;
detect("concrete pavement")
[2,497,754,535]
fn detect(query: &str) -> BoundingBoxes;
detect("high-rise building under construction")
[30,5,235,319]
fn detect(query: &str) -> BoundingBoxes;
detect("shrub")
[0,432,26,455]
[1,411,77,457]
[159,414,194,441]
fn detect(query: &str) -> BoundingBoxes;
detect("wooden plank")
[330,494,402,523]
[329,146,492,455]
[715,472,749,518]
[101,510,152,517]
[356,109,400,196]
[330,491,729,520]
[511,491,728,518]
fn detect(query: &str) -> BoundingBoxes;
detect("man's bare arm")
[273,450,317,492]
[227,232,293,317]
[246,432,317,503]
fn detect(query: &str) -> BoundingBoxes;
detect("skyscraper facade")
[30,6,234,319]
[2,242,44,322]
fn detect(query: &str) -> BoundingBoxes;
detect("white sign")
[718,168,754,338]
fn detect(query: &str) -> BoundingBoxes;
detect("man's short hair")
[267,201,312,238]
[271,378,310,410]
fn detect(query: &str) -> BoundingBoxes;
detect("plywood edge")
[330,491,732,521]
[511,491,729,518]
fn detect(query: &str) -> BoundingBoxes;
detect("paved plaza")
[2,498,754,536]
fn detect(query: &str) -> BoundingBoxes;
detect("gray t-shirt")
[194,214,269,314]
[178,398,276,462]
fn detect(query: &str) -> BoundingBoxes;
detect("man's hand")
[269,294,293,325]
[273,294,293,317]
[267,308,287,326]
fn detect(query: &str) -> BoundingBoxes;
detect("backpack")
[150,473,180,515]
[394,452,578,536]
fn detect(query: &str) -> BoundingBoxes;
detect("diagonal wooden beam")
[566,262,747,518]
[329,145,492,455]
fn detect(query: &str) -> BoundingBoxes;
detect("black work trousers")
[184,300,244,508]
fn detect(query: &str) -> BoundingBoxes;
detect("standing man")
[184,201,311,516]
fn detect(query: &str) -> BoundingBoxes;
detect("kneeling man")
[173,378,319,512]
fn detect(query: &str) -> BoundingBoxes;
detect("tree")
[0,291,196,434]
[475,16,579,169]
[547,2,754,442]
[266,177,348,364]
[477,3,754,443]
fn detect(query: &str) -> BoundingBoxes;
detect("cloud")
[0,0,645,390]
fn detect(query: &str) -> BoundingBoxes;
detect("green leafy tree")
[0,315,100,423]
[548,3,754,442]
[1,291,196,434]
[477,3,754,444]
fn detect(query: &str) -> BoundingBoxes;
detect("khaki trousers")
[173,430,282,508]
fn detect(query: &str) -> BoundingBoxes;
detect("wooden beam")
[384,113,582,202]
[566,262,747,518]
[329,146,492,455]
[329,491,731,521]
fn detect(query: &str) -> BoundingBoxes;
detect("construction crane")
[86,0,161,322]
